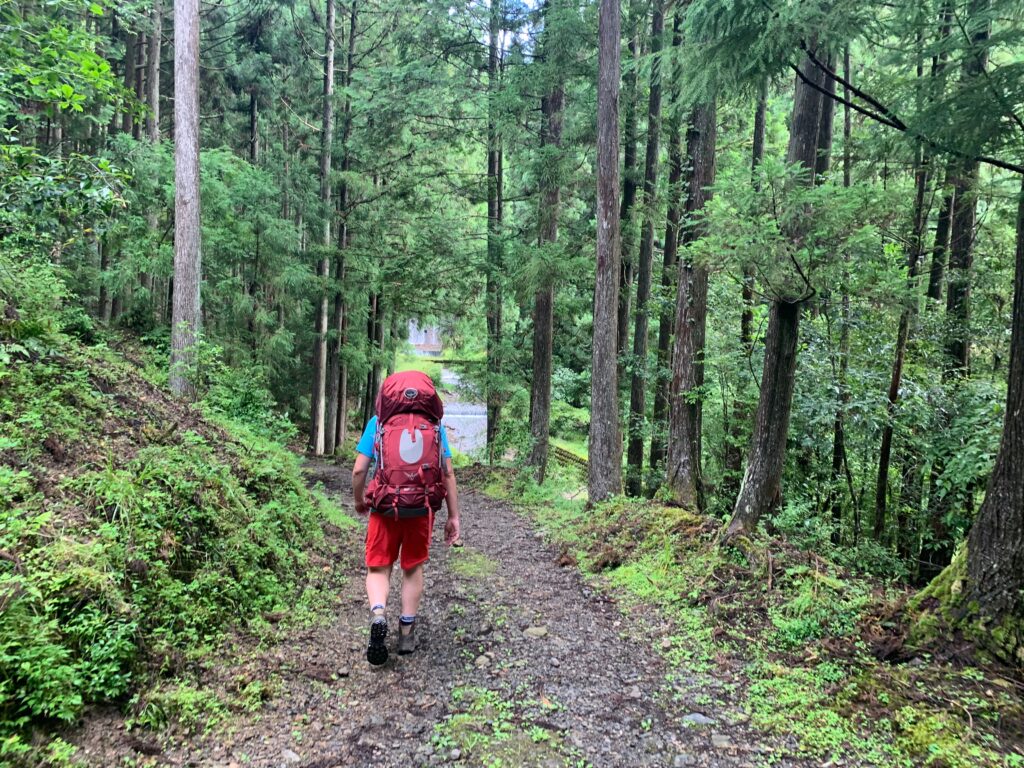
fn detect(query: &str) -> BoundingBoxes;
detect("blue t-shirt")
[356,415,452,460]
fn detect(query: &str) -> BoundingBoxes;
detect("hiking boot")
[366,614,389,666]
[397,621,416,655]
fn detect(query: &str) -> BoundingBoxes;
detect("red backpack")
[365,370,447,518]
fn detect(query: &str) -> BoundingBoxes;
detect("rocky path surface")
[76,458,799,768]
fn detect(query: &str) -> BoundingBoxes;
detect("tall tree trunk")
[326,0,357,455]
[959,176,1024,656]
[649,7,684,475]
[485,0,504,462]
[828,48,854,545]
[927,181,955,304]
[146,0,161,142]
[814,59,836,178]
[588,0,623,503]
[665,100,717,510]
[723,48,824,542]
[625,0,665,496]
[723,79,768,501]
[122,31,137,135]
[309,0,335,454]
[874,143,929,542]
[169,0,201,398]
[249,91,259,163]
[616,2,642,379]
[527,79,565,483]
[922,4,989,577]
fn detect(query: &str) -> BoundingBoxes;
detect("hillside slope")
[0,331,348,765]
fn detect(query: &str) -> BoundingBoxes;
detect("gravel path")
[73,458,799,768]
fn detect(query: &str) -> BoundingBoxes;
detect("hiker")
[351,370,461,665]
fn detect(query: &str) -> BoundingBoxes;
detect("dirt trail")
[75,458,796,768]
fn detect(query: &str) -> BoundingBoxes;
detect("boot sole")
[367,620,388,666]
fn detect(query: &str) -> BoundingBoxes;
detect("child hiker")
[351,370,461,665]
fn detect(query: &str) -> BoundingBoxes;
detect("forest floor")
[72,456,801,768]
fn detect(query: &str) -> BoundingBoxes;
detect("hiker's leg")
[400,564,424,620]
[366,565,392,613]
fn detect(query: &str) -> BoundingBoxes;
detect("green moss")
[450,546,498,579]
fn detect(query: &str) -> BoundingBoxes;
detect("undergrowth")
[475,466,1024,767]
[0,277,350,765]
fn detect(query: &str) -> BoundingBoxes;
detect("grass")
[477,466,1024,767]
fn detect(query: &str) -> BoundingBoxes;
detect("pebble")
[524,625,549,638]
[337,667,350,678]
[474,654,491,667]
[550,656,561,667]
[660,637,672,650]
[449,747,462,760]
[626,685,643,700]
[682,712,716,726]
[280,748,301,763]
[711,733,732,749]
[673,755,696,767]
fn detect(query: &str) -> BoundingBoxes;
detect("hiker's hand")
[444,515,460,546]
[355,499,368,516]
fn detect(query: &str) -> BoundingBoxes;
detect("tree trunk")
[814,58,835,179]
[927,181,954,304]
[527,80,565,483]
[960,176,1024,652]
[625,0,665,496]
[723,79,768,501]
[616,2,642,378]
[146,0,161,142]
[723,48,824,541]
[485,0,504,462]
[649,7,684,475]
[665,100,717,510]
[588,0,623,504]
[923,5,989,575]
[249,91,259,163]
[874,144,929,542]
[326,0,356,455]
[122,31,137,135]
[169,0,202,398]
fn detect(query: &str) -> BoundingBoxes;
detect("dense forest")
[2,0,1024,764]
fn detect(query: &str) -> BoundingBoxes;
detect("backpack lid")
[375,370,444,424]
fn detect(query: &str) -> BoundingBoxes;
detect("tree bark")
[724,49,824,541]
[527,78,564,483]
[122,31,137,135]
[961,176,1024,646]
[326,0,356,455]
[927,181,955,304]
[146,0,161,142]
[588,0,623,503]
[309,0,335,454]
[665,100,717,510]
[616,2,642,378]
[649,7,684,475]
[874,143,929,542]
[723,79,768,501]
[485,0,504,462]
[169,0,202,398]
[828,48,854,545]
[625,0,665,497]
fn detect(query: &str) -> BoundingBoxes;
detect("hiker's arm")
[352,453,371,515]
[443,458,460,545]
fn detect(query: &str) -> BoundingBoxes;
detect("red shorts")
[365,512,432,570]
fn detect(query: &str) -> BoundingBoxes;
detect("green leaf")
[89,3,104,15]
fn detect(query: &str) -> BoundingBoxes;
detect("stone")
[524,626,549,638]
[711,733,732,750]
[673,755,696,767]
[550,656,561,668]
[474,654,491,668]
[281,748,301,764]
[337,667,350,678]
[661,637,673,650]
[682,713,716,726]
[625,685,642,700]
[449,747,462,760]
